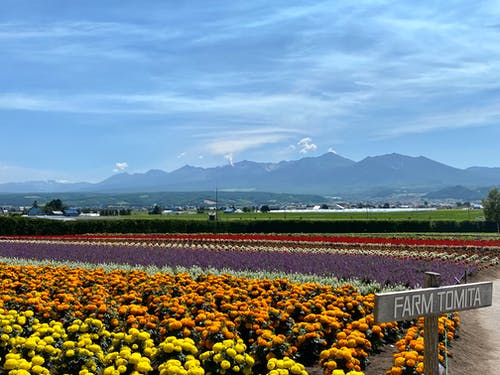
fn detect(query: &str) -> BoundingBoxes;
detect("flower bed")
[0,234,494,374]
[1,233,495,287]
[0,262,402,375]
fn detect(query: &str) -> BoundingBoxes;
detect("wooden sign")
[374,272,494,375]
[374,281,493,323]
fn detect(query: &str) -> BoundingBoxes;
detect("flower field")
[0,234,498,375]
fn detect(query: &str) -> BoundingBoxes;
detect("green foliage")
[260,205,270,213]
[0,216,498,236]
[149,204,163,215]
[43,199,67,214]
[482,188,500,232]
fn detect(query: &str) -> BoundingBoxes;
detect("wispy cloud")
[0,163,62,183]
[376,102,500,139]
[297,137,317,154]
[0,21,180,40]
[113,162,128,173]
[204,130,293,156]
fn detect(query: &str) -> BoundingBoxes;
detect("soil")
[363,264,500,375]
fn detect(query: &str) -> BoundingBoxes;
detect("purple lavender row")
[0,242,474,287]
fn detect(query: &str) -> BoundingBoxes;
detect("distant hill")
[1,152,500,199]
[424,186,494,201]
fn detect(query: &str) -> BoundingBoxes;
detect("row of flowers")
[0,307,317,375]
[2,237,498,269]
[2,233,500,248]
[0,258,461,375]
[0,238,483,288]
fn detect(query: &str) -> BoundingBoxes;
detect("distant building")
[26,207,44,216]
[63,209,80,217]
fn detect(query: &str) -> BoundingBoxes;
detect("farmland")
[0,233,498,375]
[126,208,481,222]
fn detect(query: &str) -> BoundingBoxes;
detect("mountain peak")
[1,153,499,195]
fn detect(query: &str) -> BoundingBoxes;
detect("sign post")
[374,272,493,375]
[423,272,441,375]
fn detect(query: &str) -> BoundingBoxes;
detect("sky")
[2,0,500,184]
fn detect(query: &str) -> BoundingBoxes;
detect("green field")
[123,208,484,222]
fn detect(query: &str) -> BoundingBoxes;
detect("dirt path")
[447,265,500,374]
[364,265,500,375]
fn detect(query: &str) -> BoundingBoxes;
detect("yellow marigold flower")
[80,323,90,332]
[4,358,19,369]
[223,339,234,347]
[182,342,197,354]
[129,328,140,337]
[137,360,153,373]
[117,365,127,373]
[212,342,224,353]
[187,367,205,375]
[221,360,231,370]
[226,348,237,358]
[66,349,75,357]
[245,356,254,366]
[128,352,142,364]
[138,331,150,341]
[88,344,101,353]
[124,334,135,343]
[68,324,79,333]
[163,342,175,353]
[116,358,128,367]
[31,355,45,366]
[105,352,119,361]
[199,352,210,361]
[12,324,23,332]
[332,370,345,375]
[17,316,26,325]
[31,365,46,374]
[120,348,132,358]
[63,341,76,349]
[19,359,32,370]
[24,338,38,350]
[44,336,55,345]
[267,360,277,370]
[234,343,246,353]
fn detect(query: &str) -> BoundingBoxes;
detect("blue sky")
[2,1,500,184]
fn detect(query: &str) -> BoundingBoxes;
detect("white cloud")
[328,147,337,154]
[224,153,234,166]
[298,137,317,154]
[177,152,186,158]
[204,128,296,156]
[113,162,128,173]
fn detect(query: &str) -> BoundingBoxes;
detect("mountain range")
[1,153,499,199]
